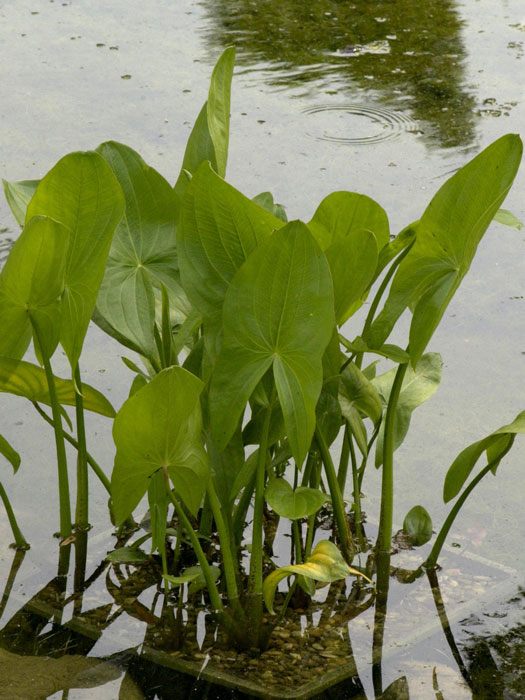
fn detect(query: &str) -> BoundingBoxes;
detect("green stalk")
[162,470,223,614]
[246,395,273,638]
[0,482,29,550]
[315,427,354,562]
[377,363,408,554]
[424,449,512,570]
[348,433,365,550]
[33,402,111,495]
[206,479,245,620]
[337,423,351,491]
[32,325,72,539]
[73,365,89,530]
[0,549,26,618]
[304,454,321,558]
[232,470,256,546]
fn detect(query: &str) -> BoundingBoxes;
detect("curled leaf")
[263,540,371,614]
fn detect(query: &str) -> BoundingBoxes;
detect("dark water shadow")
[200,0,477,150]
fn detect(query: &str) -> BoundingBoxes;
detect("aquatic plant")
[0,48,523,654]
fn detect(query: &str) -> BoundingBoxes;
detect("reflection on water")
[0,534,522,699]
[200,0,477,149]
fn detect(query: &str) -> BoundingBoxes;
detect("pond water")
[0,0,524,697]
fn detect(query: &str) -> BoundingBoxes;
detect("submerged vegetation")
[0,48,523,691]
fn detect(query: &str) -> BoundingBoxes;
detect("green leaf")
[0,356,115,417]
[0,216,70,359]
[340,362,383,425]
[373,353,442,467]
[26,151,125,368]
[174,47,235,198]
[366,135,523,364]
[308,191,389,252]
[178,162,284,320]
[443,410,525,502]
[307,192,386,323]
[252,192,288,222]
[494,208,523,230]
[95,141,187,360]
[375,224,416,278]
[209,221,335,467]
[2,179,39,226]
[265,478,327,520]
[0,434,21,473]
[263,540,370,614]
[403,505,433,546]
[325,230,378,324]
[111,366,209,525]
[106,546,149,564]
[341,336,410,364]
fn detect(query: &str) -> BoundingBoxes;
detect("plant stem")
[33,403,111,495]
[315,427,354,562]
[304,454,321,558]
[348,433,366,549]
[206,479,245,620]
[232,470,256,546]
[73,365,89,530]
[377,363,407,554]
[163,470,224,614]
[0,482,29,550]
[424,449,512,569]
[32,325,72,539]
[247,394,273,639]
[337,423,351,491]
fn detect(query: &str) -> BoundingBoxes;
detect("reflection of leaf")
[27,151,124,368]
[164,565,221,595]
[0,357,115,417]
[444,410,525,502]
[111,367,209,524]
[265,478,327,520]
[373,353,442,467]
[209,222,335,467]
[0,434,20,473]
[106,546,149,564]
[263,540,370,614]
[367,135,523,364]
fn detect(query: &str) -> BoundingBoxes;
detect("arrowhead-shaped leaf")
[263,540,370,614]
[373,353,442,467]
[443,410,525,502]
[209,221,335,467]
[366,134,523,364]
[95,142,188,360]
[0,216,69,359]
[111,367,209,525]
[308,192,385,324]
[265,478,327,520]
[26,151,125,368]
[174,47,235,198]
[2,179,39,226]
[178,162,284,320]
[0,356,115,416]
